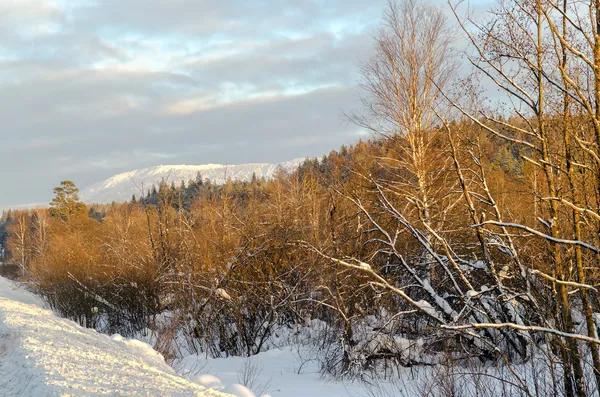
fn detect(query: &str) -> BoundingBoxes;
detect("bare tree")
[358,0,455,213]
[9,212,30,277]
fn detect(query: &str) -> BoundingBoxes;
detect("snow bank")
[0,291,233,396]
[0,276,44,308]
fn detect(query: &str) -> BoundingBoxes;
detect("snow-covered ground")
[177,347,366,397]
[0,277,363,397]
[0,277,232,397]
[0,276,560,397]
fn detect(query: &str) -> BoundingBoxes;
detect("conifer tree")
[49,180,87,221]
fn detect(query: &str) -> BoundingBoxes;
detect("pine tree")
[49,180,87,221]
[195,172,203,187]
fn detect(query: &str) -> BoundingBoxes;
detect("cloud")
[0,0,391,207]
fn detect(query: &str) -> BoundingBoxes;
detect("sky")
[0,0,395,207]
[0,0,490,208]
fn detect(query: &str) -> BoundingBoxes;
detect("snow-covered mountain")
[81,159,306,204]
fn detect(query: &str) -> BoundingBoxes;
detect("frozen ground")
[0,277,232,397]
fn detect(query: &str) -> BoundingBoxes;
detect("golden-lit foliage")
[0,125,527,350]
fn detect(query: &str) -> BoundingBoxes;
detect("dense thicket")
[0,132,530,361]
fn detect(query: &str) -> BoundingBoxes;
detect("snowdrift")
[0,281,232,397]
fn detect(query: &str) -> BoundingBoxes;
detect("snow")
[0,277,232,397]
[0,277,43,308]
[176,347,366,397]
[415,299,441,318]
[221,385,255,397]
[0,276,579,396]
[195,375,223,390]
[81,159,306,204]
[358,261,372,270]
[0,277,371,396]
[214,288,232,301]
[460,260,488,271]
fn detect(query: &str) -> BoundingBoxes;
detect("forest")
[3,0,600,395]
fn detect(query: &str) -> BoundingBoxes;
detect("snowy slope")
[81,159,305,204]
[0,277,43,308]
[0,278,232,397]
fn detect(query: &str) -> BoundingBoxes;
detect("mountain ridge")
[81,159,306,204]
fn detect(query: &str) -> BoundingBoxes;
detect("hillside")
[81,159,305,204]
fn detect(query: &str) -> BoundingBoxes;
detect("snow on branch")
[531,270,597,292]
[304,247,447,324]
[442,323,600,345]
[476,221,600,253]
